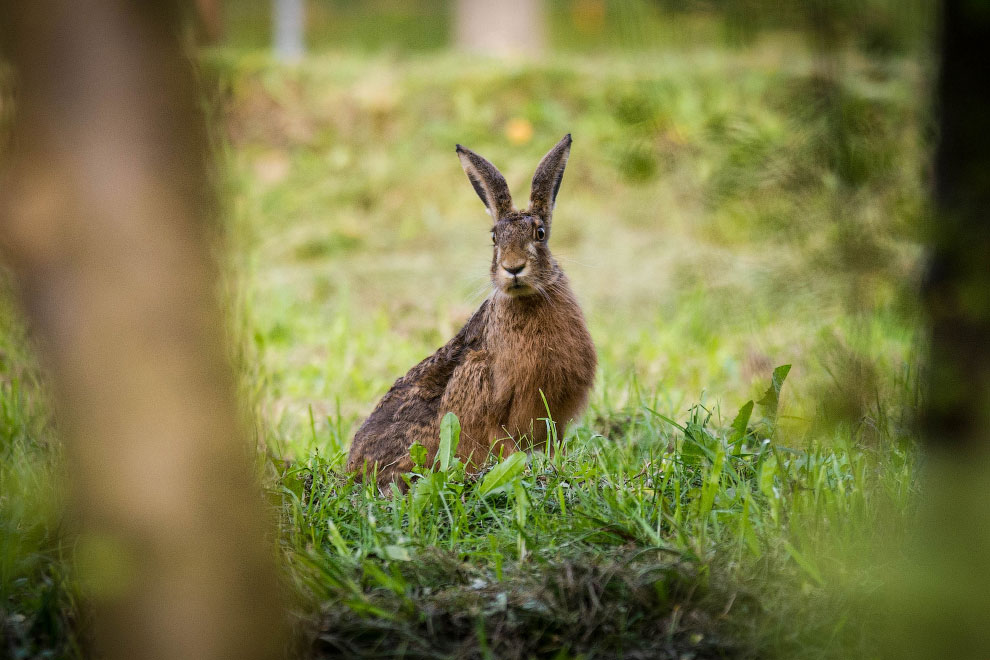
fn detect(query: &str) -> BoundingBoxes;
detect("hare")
[346,134,596,491]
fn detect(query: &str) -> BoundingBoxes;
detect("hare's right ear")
[528,134,571,223]
[456,145,514,219]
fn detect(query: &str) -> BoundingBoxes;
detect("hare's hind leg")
[362,420,435,494]
[374,455,416,495]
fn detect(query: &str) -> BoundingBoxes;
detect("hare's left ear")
[456,144,515,220]
[528,134,571,226]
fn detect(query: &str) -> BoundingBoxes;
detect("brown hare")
[346,134,597,491]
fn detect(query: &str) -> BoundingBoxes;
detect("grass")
[0,293,80,659]
[229,45,925,658]
[280,381,916,657]
[2,41,927,658]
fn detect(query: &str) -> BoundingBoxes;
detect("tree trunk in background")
[196,0,225,44]
[274,0,305,61]
[888,2,990,658]
[456,0,546,56]
[926,0,990,453]
[0,3,285,660]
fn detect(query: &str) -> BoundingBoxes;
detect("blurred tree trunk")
[195,0,225,44]
[455,0,546,56]
[887,2,990,658]
[926,0,990,453]
[0,2,285,660]
[274,0,305,60]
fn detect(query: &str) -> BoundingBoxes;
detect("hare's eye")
[490,231,496,245]
[535,226,546,241]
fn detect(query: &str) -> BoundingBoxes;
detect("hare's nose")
[502,263,525,276]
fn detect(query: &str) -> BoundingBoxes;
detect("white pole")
[274,0,304,61]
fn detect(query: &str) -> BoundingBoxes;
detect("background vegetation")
[2,2,935,658]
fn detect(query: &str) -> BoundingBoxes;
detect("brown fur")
[346,135,597,492]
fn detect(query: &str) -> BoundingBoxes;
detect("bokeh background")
[213,0,932,451]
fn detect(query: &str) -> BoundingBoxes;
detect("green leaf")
[698,450,724,518]
[729,400,754,445]
[682,422,718,464]
[409,442,428,469]
[438,412,460,472]
[412,471,443,516]
[479,451,528,497]
[281,472,305,500]
[446,458,466,483]
[756,364,791,420]
[759,457,778,500]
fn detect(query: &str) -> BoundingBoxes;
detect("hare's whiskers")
[554,255,600,269]
[462,277,493,305]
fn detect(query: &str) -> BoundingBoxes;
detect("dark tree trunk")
[196,0,225,44]
[885,3,990,658]
[926,0,990,452]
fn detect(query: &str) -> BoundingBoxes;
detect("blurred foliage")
[212,47,927,449]
[0,284,80,659]
[226,0,451,51]
[222,0,934,56]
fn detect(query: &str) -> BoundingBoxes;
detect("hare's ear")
[528,134,571,224]
[456,145,514,219]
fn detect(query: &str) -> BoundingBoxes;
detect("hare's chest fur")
[487,292,596,442]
